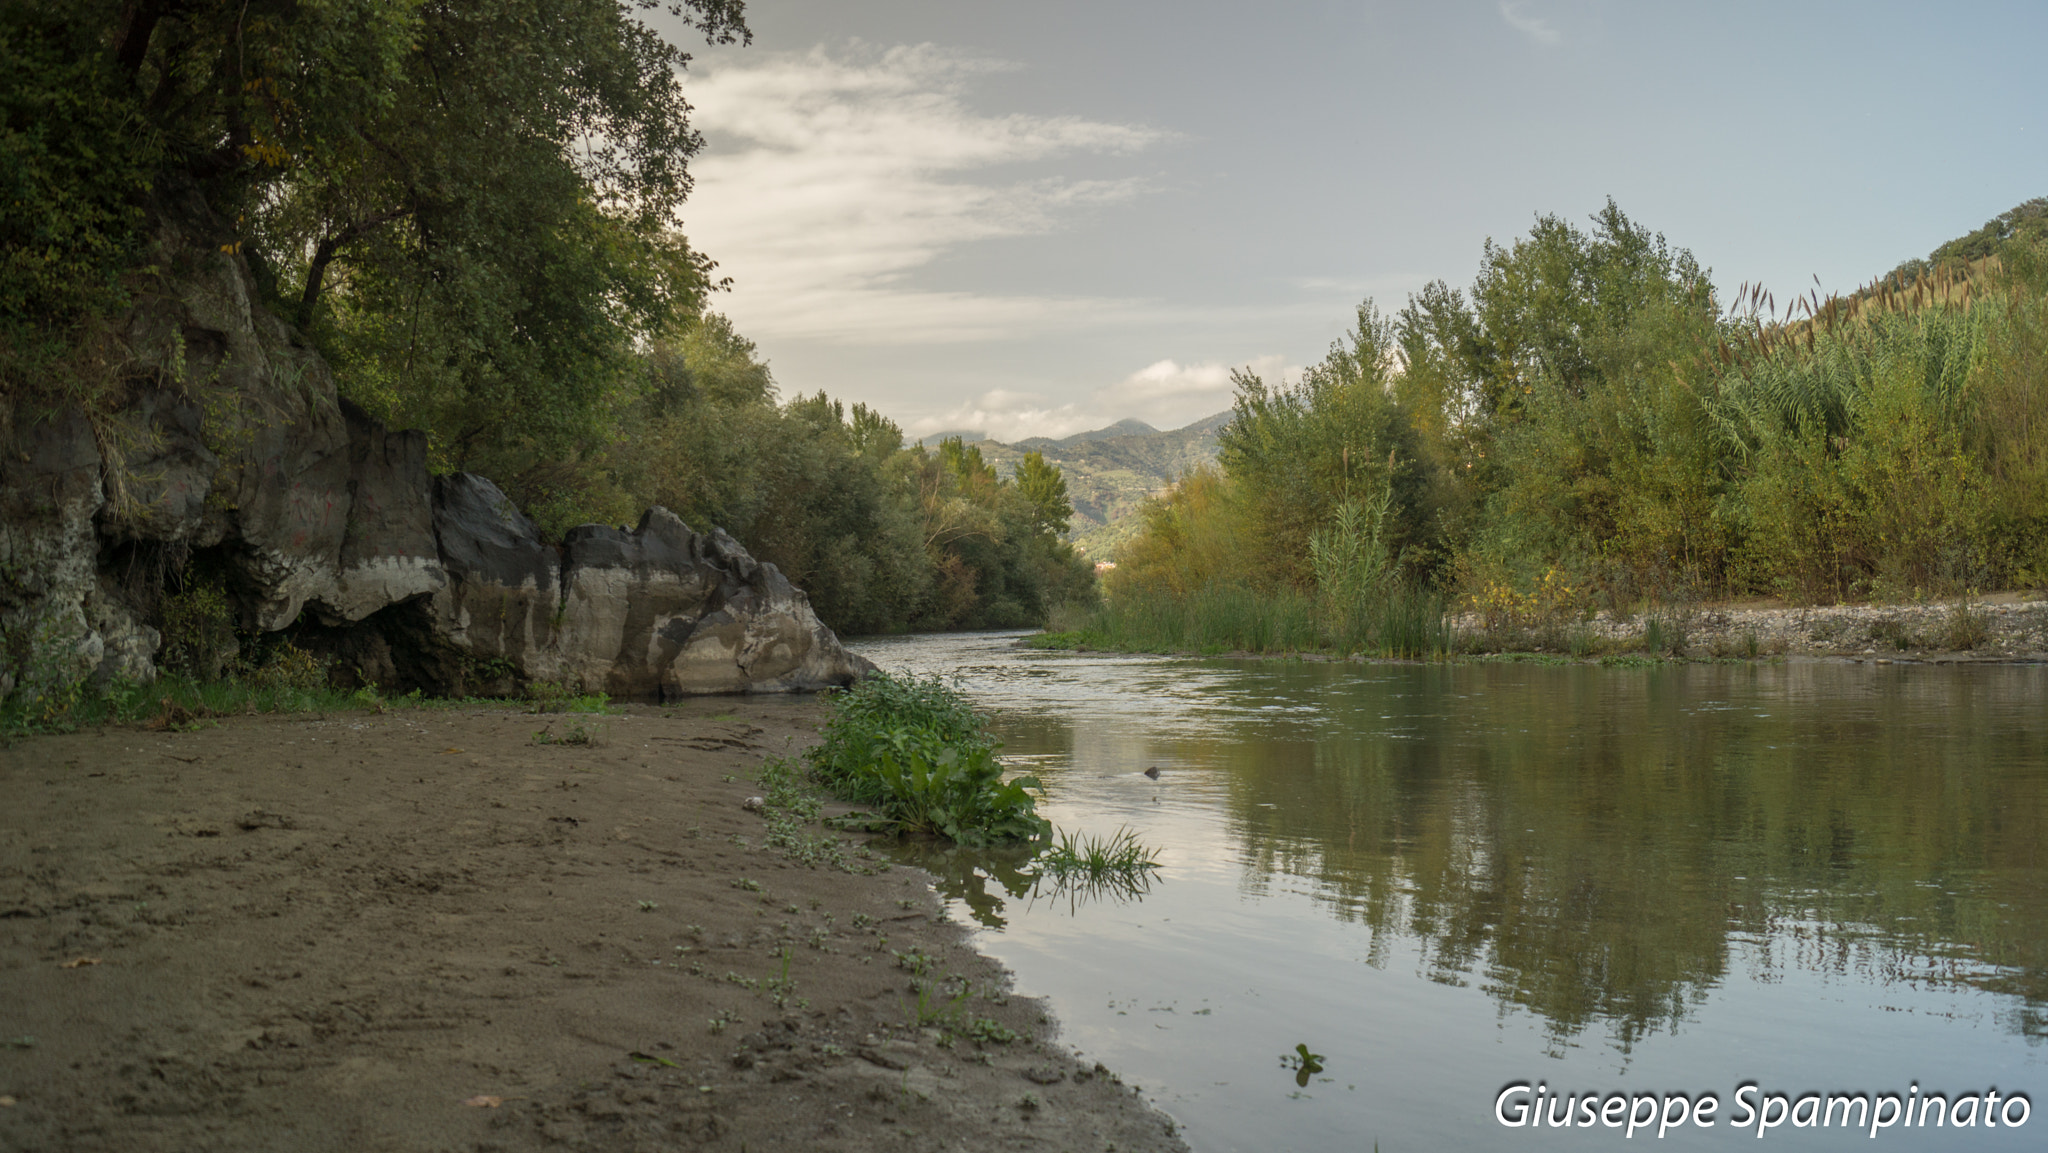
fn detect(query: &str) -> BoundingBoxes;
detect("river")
[845,631,2047,1151]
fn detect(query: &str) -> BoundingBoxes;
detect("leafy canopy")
[3,0,748,465]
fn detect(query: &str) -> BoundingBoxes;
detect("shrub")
[807,672,1047,846]
[158,579,237,680]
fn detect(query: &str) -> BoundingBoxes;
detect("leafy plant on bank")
[805,672,1048,847]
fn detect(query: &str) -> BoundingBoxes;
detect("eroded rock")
[1,190,873,701]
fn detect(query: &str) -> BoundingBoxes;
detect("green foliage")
[4,3,1093,642]
[4,0,746,451]
[1926,198,2048,269]
[1309,479,1396,648]
[0,8,156,377]
[1113,196,2048,638]
[1108,465,1267,604]
[809,671,996,791]
[1037,826,1160,881]
[1219,301,1430,583]
[1965,276,2048,585]
[1014,451,1072,537]
[0,611,92,731]
[1,668,369,739]
[245,640,327,692]
[806,672,1048,847]
[858,737,1048,846]
[1715,309,1994,599]
[522,681,615,714]
[158,579,238,681]
[530,717,604,746]
[1452,202,1724,599]
[755,756,855,870]
[1078,581,1321,655]
[507,314,1089,636]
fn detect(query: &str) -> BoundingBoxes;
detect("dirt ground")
[0,699,1189,1153]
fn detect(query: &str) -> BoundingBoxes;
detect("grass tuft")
[1037,826,1160,881]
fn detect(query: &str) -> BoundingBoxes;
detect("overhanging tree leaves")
[4,0,747,464]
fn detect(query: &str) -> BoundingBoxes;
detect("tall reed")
[1078,581,1449,658]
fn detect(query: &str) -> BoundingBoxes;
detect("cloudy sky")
[652,1,2048,443]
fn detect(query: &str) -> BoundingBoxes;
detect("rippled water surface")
[846,633,2048,1151]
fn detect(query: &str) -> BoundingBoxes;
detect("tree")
[1929,197,2048,267]
[1218,301,1428,584]
[1466,200,1710,415]
[1015,451,1072,538]
[3,0,747,463]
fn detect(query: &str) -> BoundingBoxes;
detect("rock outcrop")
[432,484,870,697]
[0,186,872,702]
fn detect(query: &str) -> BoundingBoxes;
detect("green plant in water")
[1038,826,1160,881]
[1281,1042,1327,1088]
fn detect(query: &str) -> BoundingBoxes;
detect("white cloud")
[908,390,1096,445]
[1499,2,1563,46]
[904,354,1300,443]
[1094,355,1295,428]
[681,43,1171,344]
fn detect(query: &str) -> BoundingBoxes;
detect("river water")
[845,631,2047,1152]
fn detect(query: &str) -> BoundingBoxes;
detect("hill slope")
[973,412,1230,560]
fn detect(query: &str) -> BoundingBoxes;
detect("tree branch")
[299,206,415,324]
[114,0,180,79]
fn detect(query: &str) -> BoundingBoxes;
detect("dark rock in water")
[1143,767,1161,780]
[0,184,873,700]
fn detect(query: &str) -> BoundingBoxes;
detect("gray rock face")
[0,187,873,701]
[0,401,107,699]
[557,509,874,696]
[327,399,445,623]
[425,472,564,689]
[429,481,873,697]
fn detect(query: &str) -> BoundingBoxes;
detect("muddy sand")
[0,700,1188,1153]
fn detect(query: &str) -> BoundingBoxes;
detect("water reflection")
[890,838,1160,929]
[852,634,2048,1053]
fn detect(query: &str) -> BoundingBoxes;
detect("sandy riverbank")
[0,699,1188,1153]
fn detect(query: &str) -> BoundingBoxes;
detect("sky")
[648,0,2048,444]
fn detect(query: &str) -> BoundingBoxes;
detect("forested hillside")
[1104,198,2048,649]
[1,1,1090,638]
[969,413,1229,560]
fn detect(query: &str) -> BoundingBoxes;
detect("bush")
[159,579,237,681]
[806,672,1047,847]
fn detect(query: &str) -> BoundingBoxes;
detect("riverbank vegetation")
[1081,198,2048,657]
[2,2,1090,642]
[805,672,1050,847]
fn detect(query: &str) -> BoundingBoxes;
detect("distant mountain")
[1013,418,1161,451]
[973,411,1232,561]
[912,429,989,447]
